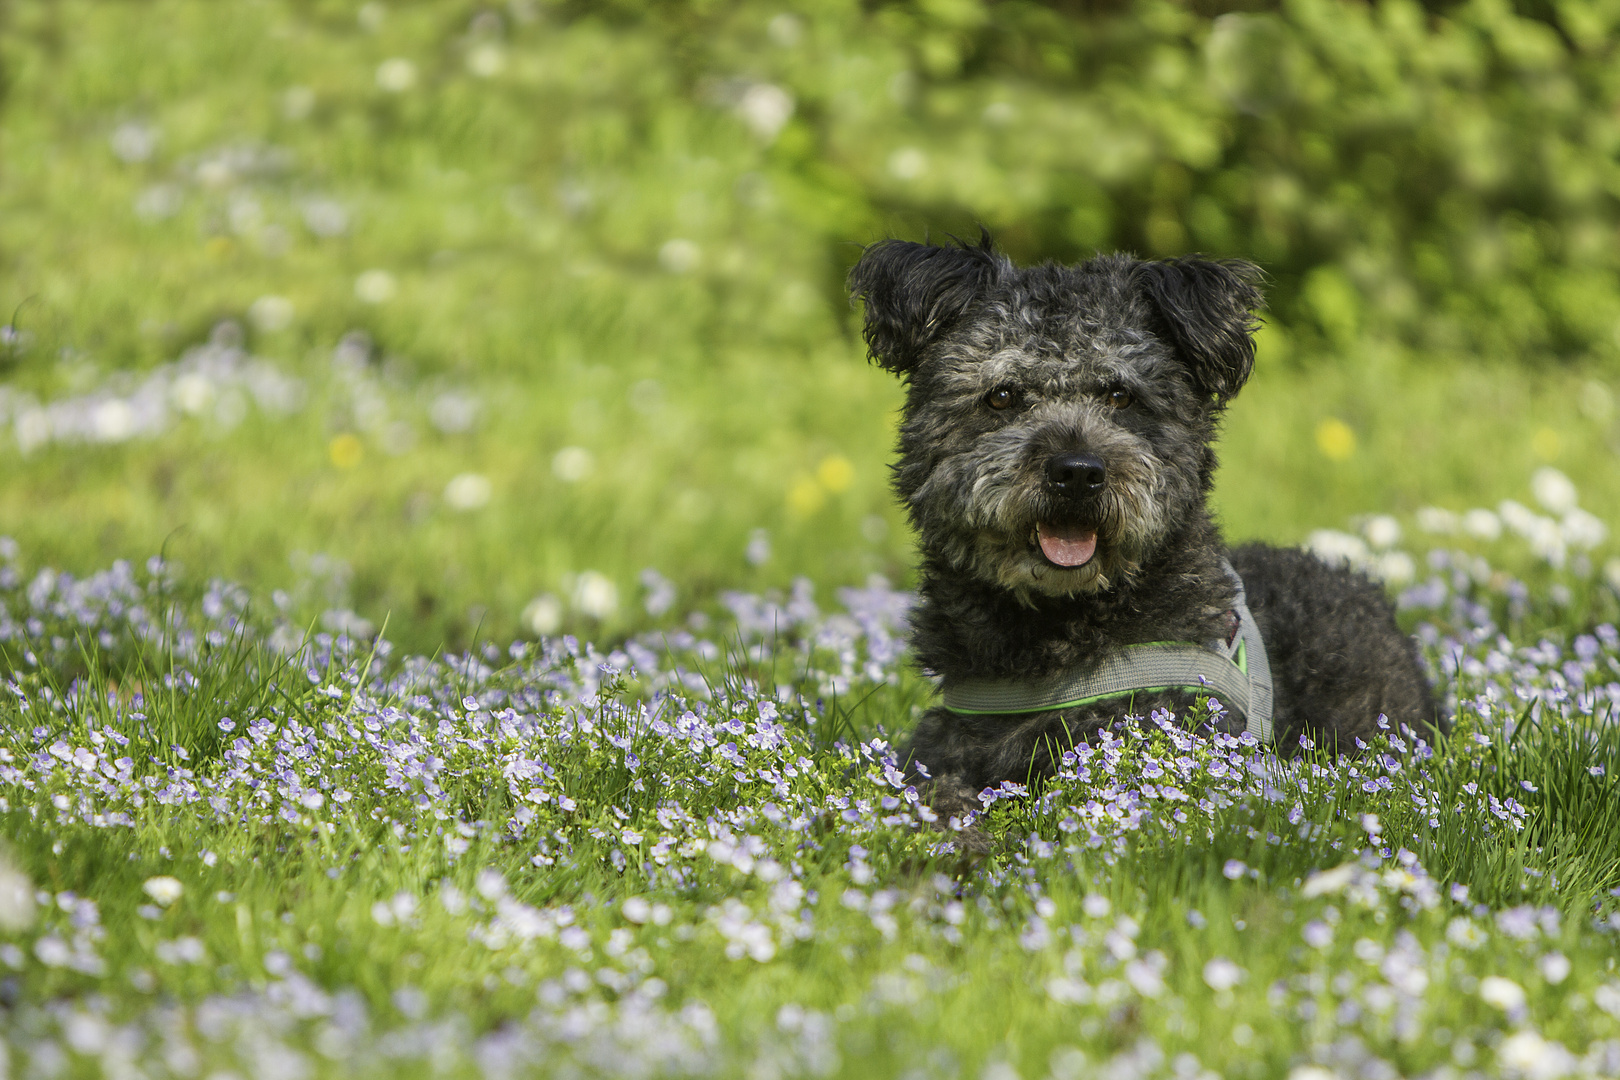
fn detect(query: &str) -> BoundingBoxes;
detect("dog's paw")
[916,775,995,868]
[923,774,984,820]
[944,823,993,859]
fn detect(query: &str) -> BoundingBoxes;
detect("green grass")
[5,1,1620,1076]
[2,568,1620,1077]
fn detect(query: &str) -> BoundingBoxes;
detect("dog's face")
[849,239,1262,601]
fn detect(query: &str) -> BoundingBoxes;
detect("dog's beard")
[936,471,1166,601]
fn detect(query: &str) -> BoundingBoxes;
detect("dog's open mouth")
[1034,522,1098,568]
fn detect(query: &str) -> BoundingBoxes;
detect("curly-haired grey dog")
[847,236,1438,825]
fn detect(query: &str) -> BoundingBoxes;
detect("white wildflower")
[443,473,493,511]
[523,594,563,636]
[429,390,479,433]
[475,868,508,901]
[1479,975,1526,1011]
[1123,956,1165,998]
[1202,957,1244,991]
[1463,508,1503,541]
[1301,920,1333,949]
[572,571,618,621]
[1306,529,1368,569]
[376,58,418,92]
[767,13,802,46]
[1538,952,1571,985]
[739,83,794,141]
[1046,977,1092,1005]
[354,269,397,304]
[1415,506,1458,534]
[889,147,927,180]
[552,446,594,483]
[1363,514,1401,549]
[1301,863,1356,899]
[388,892,418,924]
[142,877,183,907]
[1531,467,1578,515]
[1371,551,1415,586]
[439,882,468,915]
[248,295,295,333]
[1446,917,1485,950]
[1498,1029,1575,1080]
[0,855,35,931]
[1561,509,1607,549]
[1288,1068,1337,1080]
[466,43,505,78]
[111,121,160,163]
[658,239,701,274]
[745,529,772,566]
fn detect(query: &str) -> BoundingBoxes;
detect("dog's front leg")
[903,711,996,859]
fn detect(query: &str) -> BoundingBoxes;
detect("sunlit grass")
[5,1,1620,653]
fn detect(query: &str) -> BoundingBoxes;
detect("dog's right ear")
[847,237,1004,375]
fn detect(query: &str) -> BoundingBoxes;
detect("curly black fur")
[847,238,1440,818]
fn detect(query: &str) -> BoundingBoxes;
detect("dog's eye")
[985,387,1018,411]
[1107,389,1133,410]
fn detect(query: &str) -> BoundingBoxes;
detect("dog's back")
[1230,543,1442,752]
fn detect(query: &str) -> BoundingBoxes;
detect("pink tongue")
[1037,523,1097,567]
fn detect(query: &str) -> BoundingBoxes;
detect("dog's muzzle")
[1035,454,1108,568]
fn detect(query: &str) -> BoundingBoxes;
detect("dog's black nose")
[1046,454,1106,495]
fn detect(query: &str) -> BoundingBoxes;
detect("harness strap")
[940,558,1275,744]
[1229,562,1274,743]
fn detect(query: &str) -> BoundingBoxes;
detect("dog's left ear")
[1134,257,1263,404]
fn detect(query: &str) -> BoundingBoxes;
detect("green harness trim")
[944,640,1248,714]
[940,560,1275,743]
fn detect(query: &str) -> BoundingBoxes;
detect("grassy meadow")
[4,0,1620,1076]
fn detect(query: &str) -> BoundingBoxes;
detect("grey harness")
[940,560,1275,744]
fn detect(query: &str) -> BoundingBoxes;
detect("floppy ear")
[847,235,1006,375]
[1133,257,1263,404]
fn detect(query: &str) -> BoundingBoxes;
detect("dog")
[847,235,1439,828]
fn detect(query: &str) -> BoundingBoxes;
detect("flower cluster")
[0,323,304,453]
[1309,468,1618,631]
[0,322,492,486]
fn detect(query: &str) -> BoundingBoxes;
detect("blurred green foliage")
[655,0,1620,368]
[9,0,1620,371]
[822,0,1620,369]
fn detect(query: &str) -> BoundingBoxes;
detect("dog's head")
[849,236,1262,600]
